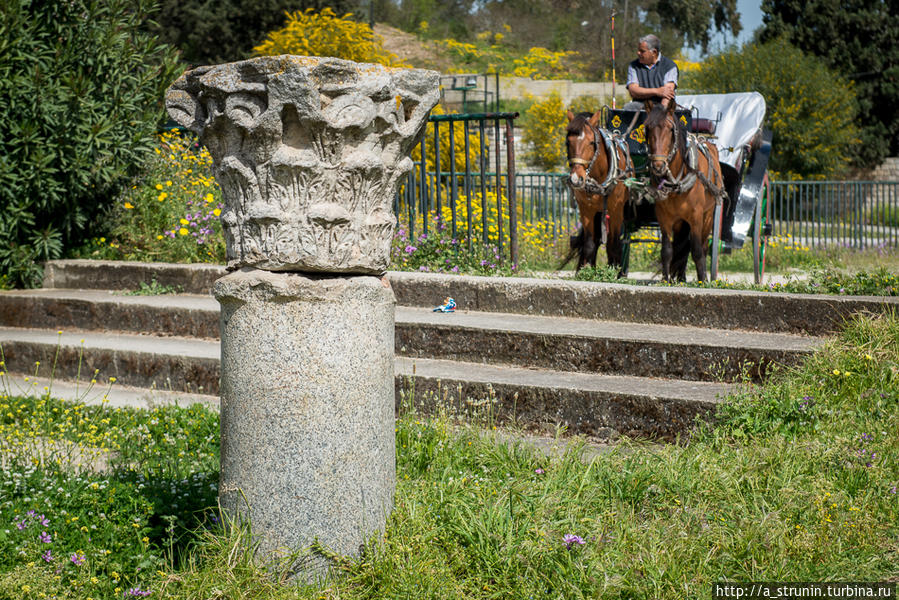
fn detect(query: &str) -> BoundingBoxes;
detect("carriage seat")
[690,118,716,135]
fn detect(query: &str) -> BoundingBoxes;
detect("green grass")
[1,311,898,598]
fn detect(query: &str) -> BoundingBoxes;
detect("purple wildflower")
[127,588,152,597]
[42,550,53,563]
[563,534,585,549]
[39,531,52,543]
[70,552,86,566]
[15,519,26,530]
[535,468,544,475]
[404,245,417,254]
[451,266,459,273]
[38,515,49,527]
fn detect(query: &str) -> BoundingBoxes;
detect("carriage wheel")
[753,173,772,285]
[709,202,723,281]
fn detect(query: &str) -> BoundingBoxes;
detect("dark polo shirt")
[626,55,678,103]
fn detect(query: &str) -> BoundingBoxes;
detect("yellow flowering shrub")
[521,91,567,172]
[88,130,226,264]
[411,105,482,173]
[394,189,563,273]
[435,32,580,79]
[511,47,578,79]
[253,8,405,66]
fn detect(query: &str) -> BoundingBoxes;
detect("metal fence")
[394,112,523,263]
[397,164,899,254]
[769,181,899,249]
[395,169,574,245]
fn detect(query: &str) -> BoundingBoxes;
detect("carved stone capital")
[166,56,439,274]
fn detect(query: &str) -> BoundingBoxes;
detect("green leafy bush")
[683,37,859,180]
[0,0,182,287]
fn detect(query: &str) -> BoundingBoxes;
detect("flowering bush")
[393,189,562,273]
[434,31,580,79]
[411,106,482,174]
[253,8,404,66]
[81,130,226,264]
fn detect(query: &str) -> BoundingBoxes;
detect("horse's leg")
[691,226,707,282]
[582,224,598,270]
[605,187,625,274]
[672,224,690,282]
[660,230,673,282]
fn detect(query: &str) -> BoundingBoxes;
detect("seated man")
[623,34,678,110]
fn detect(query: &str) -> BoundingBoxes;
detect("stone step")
[0,327,729,440]
[43,260,899,335]
[0,289,822,382]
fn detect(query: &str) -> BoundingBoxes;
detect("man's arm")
[626,82,676,105]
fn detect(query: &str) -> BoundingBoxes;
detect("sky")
[684,0,763,60]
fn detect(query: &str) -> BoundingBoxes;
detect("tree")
[759,0,899,165]
[146,0,361,66]
[683,37,859,179]
[0,0,181,287]
[471,0,741,81]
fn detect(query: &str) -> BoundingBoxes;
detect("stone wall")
[441,75,617,110]
[869,157,899,181]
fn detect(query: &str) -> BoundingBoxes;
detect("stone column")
[165,56,439,577]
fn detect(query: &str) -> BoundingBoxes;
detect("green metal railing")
[397,122,899,254]
[394,112,523,264]
[769,181,899,248]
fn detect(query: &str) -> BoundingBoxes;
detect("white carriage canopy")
[676,92,766,171]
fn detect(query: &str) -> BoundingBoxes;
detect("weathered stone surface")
[214,269,396,574]
[165,56,439,274]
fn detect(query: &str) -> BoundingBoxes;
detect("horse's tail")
[559,227,587,270]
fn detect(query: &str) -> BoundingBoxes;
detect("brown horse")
[562,110,630,272]
[643,101,726,282]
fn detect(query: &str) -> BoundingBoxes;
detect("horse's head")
[643,100,678,180]
[566,110,603,189]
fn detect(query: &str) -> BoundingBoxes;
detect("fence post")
[506,117,518,266]
[449,121,457,239]
[479,118,488,246]
[494,118,504,258]
[434,121,442,223]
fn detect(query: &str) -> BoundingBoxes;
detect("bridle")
[648,114,681,180]
[644,110,728,205]
[566,122,628,196]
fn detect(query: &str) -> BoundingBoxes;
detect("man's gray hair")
[639,34,661,53]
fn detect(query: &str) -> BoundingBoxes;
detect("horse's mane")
[566,112,594,135]
[643,104,668,130]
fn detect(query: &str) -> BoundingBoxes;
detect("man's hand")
[659,83,675,101]
[627,82,676,103]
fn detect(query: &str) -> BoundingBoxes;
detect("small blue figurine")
[433,297,456,312]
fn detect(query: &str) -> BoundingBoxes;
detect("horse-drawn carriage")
[566,92,773,284]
